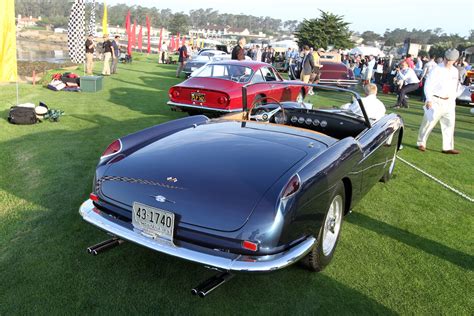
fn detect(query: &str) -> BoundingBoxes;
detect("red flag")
[146,16,151,54]
[126,11,132,55]
[169,36,175,51]
[175,34,180,51]
[125,11,130,34]
[138,25,143,50]
[158,27,163,51]
[131,20,136,48]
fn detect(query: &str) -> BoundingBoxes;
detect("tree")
[294,11,353,49]
[168,13,189,35]
[361,31,381,44]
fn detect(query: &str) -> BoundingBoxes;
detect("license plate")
[132,202,174,242]
[191,92,206,103]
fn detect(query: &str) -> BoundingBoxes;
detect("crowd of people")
[85,34,122,76]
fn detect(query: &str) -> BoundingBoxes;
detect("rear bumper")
[167,101,241,113]
[79,199,315,272]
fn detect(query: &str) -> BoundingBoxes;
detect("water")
[16,39,70,63]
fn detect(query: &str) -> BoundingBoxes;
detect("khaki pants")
[86,53,94,75]
[417,98,456,151]
[111,56,118,74]
[102,52,111,75]
[300,72,310,83]
[176,61,186,77]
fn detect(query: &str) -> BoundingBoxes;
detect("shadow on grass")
[108,86,179,115]
[347,212,474,271]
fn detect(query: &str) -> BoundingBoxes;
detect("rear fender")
[280,137,362,242]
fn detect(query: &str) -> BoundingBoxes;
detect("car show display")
[168,60,309,115]
[80,83,404,297]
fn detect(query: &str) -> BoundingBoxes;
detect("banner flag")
[138,25,143,51]
[158,28,163,51]
[102,0,108,35]
[67,0,86,64]
[131,20,136,48]
[125,11,131,55]
[146,16,151,53]
[0,0,18,82]
[88,0,96,36]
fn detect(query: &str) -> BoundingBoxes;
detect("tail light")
[281,175,301,199]
[169,87,180,99]
[242,240,258,252]
[471,93,474,103]
[90,193,99,201]
[217,95,229,106]
[101,139,122,159]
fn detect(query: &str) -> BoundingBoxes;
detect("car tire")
[381,145,398,183]
[302,181,345,272]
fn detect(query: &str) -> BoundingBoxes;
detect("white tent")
[350,46,385,57]
[269,40,299,52]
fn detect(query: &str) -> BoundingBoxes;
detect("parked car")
[168,60,309,115]
[183,49,229,77]
[80,83,403,296]
[289,60,357,87]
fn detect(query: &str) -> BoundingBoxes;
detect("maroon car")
[168,60,309,115]
[289,61,357,87]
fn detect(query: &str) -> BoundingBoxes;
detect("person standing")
[231,37,246,61]
[111,35,120,74]
[176,42,189,77]
[160,41,168,64]
[393,60,420,108]
[300,45,315,84]
[85,34,95,75]
[420,54,437,101]
[417,49,461,154]
[364,55,376,85]
[102,34,113,76]
[255,45,262,62]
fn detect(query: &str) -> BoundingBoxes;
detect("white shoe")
[308,90,314,96]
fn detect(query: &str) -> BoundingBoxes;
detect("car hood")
[100,121,326,232]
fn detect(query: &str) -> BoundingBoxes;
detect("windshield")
[193,64,254,83]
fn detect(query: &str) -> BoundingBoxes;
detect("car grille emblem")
[150,195,175,204]
[166,177,178,183]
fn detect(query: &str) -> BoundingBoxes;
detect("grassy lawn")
[0,55,473,314]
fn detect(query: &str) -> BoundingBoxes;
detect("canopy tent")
[269,40,299,53]
[350,46,385,57]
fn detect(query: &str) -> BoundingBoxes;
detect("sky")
[107,0,474,36]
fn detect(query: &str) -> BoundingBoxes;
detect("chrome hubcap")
[322,195,343,256]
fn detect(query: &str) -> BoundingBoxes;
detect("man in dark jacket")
[231,37,246,60]
[176,43,189,77]
[300,45,315,83]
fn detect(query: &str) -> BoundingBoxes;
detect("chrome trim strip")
[79,199,315,272]
[167,101,241,113]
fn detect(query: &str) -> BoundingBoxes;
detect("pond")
[17,39,70,63]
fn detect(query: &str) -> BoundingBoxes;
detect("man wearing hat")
[417,49,462,154]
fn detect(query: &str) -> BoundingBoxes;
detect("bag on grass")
[8,106,38,125]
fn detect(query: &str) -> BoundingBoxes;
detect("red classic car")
[289,61,356,87]
[168,60,308,115]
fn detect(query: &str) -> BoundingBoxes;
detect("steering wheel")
[247,96,286,123]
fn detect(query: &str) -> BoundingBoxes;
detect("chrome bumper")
[167,101,241,113]
[79,199,316,272]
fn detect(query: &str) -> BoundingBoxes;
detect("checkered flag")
[67,0,86,64]
[88,0,96,37]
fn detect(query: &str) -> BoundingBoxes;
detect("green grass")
[0,55,473,314]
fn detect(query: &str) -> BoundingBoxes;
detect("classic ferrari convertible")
[80,83,403,296]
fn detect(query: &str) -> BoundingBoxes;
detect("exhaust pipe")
[87,238,123,255]
[191,272,234,298]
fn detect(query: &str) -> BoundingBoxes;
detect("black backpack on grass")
[8,106,37,125]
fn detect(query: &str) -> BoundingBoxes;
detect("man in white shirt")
[364,55,376,85]
[417,49,461,154]
[341,83,386,121]
[394,60,420,108]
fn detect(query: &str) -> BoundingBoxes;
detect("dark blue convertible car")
[80,83,403,296]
